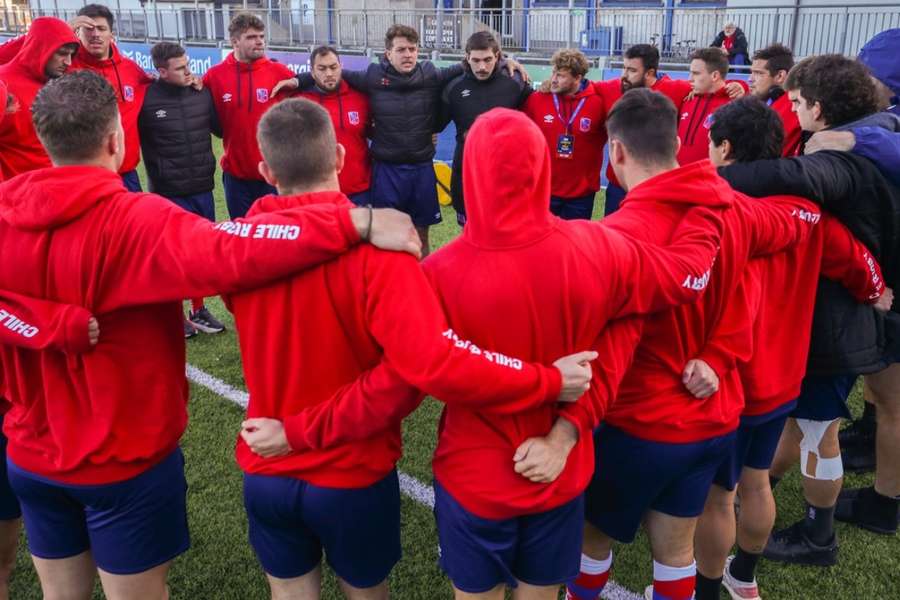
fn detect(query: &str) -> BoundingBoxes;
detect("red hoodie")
[71,43,152,174]
[0,35,23,66]
[677,87,734,165]
[0,165,369,485]
[203,53,294,181]
[604,163,821,443]
[740,215,884,417]
[273,109,726,519]
[522,82,607,199]
[297,81,371,195]
[0,18,78,180]
[227,188,571,489]
[771,91,803,157]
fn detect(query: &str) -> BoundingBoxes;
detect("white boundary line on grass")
[185,363,642,600]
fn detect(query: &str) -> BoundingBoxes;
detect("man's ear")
[106,128,120,158]
[335,143,346,176]
[812,100,824,124]
[773,69,788,86]
[609,139,625,167]
[674,135,682,157]
[258,161,278,188]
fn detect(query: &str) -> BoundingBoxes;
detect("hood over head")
[461,108,556,248]
[0,166,125,230]
[6,17,78,83]
[858,28,900,100]
[625,160,735,211]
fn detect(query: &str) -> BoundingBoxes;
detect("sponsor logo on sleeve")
[0,309,38,339]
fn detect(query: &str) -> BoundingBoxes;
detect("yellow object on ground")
[434,161,452,206]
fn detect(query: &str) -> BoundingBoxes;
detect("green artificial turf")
[7,140,897,599]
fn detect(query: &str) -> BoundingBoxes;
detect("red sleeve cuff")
[544,365,562,404]
[63,306,93,354]
[697,348,734,381]
[281,415,307,452]
[559,401,593,434]
[337,206,361,246]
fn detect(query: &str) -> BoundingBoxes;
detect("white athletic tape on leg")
[797,419,843,481]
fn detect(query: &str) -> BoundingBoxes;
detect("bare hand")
[188,74,204,91]
[272,78,299,97]
[804,131,856,154]
[874,287,894,312]
[88,317,99,347]
[505,58,532,84]
[553,351,597,403]
[682,358,719,399]
[70,15,96,33]
[512,418,578,483]
[241,418,292,457]
[351,207,422,259]
[725,81,746,99]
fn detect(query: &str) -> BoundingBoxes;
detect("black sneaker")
[838,418,876,449]
[189,307,226,334]
[835,486,899,535]
[763,520,838,566]
[841,443,876,473]
[184,319,198,339]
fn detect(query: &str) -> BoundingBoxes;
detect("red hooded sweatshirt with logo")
[740,215,884,417]
[227,187,573,489]
[604,163,821,443]
[522,82,607,199]
[677,87,735,165]
[203,53,294,181]
[0,18,78,180]
[297,81,371,195]
[0,165,370,485]
[272,109,726,519]
[71,43,152,174]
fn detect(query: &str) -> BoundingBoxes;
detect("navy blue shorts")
[169,191,215,222]
[7,448,189,574]
[713,403,794,490]
[792,373,857,421]
[603,183,626,216]
[370,161,442,227]
[434,480,582,593]
[550,194,595,220]
[222,172,277,219]
[347,189,371,207]
[585,425,736,542]
[243,469,401,588]
[120,170,142,192]
[0,417,20,521]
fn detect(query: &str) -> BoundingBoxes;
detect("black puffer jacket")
[720,148,900,376]
[138,80,221,197]
[298,58,462,164]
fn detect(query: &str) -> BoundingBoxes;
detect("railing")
[3,4,899,61]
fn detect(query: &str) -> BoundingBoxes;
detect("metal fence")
[2,4,899,60]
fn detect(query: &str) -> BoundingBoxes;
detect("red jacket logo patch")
[348,111,360,125]
[256,88,269,103]
[579,117,591,132]
[123,85,134,102]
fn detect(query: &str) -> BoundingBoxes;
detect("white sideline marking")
[185,363,642,600]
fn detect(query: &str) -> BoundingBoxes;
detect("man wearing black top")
[439,31,530,226]
[139,41,226,337]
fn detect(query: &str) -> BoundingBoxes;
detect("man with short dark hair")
[0,17,78,180]
[70,4,153,192]
[139,41,226,338]
[440,31,530,226]
[749,44,801,156]
[523,49,606,220]
[229,97,597,600]
[296,46,372,204]
[676,48,736,165]
[0,70,421,600]
[203,12,295,218]
[694,97,889,600]
[570,88,821,600]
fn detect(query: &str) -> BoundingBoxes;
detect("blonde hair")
[550,49,590,78]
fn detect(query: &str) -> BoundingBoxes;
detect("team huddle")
[0,3,898,600]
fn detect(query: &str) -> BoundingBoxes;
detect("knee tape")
[797,419,843,481]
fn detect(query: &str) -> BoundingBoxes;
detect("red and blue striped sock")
[566,551,612,600]
[651,560,696,600]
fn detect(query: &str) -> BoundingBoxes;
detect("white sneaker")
[722,555,762,600]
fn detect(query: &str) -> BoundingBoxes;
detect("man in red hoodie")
[748,44,802,157]
[228,98,611,600]
[254,100,728,600]
[296,46,372,204]
[693,97,890,600]
[570,90,821,600]
[70,4,152,192]
[0,292,98,600]
[523,49,607,220]
[203,12,295,218]
[0,17,78,181]
[676,48,736,166]
[0,70,421,600]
